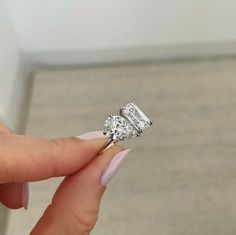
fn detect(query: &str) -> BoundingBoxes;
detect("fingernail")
[22,183,29,209]
[101,149,131,186]
[78,131,105,140]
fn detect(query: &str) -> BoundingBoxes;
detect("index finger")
[0,133,107,184]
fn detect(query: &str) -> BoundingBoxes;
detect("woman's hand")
[0,123,128,235]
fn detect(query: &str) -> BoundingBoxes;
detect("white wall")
[0,1,21,129]
[5,0,236,52]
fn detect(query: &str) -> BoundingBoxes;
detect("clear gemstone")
[104,115,138,141]
[120,102,152,132]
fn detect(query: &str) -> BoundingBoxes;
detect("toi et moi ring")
[100,101,153,153]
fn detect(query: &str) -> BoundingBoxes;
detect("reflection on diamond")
[104,115,138,141]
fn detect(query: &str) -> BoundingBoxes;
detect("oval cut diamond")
[104,115,138,141]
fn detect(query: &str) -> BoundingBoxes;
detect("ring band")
[99,139,117,153]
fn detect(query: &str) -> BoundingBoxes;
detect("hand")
[0,123,129,235]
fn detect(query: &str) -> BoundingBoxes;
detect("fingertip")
[76,144,125,187]
[101,148,130,186]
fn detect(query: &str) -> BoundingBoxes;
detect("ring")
[100,101,153,153]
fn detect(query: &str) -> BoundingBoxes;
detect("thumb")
[30,145,130,235]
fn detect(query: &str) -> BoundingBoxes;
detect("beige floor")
[6,58,236,235]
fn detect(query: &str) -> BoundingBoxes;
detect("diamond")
[120,102,152,133]
[104,115,138,141]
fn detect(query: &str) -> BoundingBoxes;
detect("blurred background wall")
[4,0,236,66]
[5,1,236,51]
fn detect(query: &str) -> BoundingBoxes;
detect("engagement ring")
[100,101,153,152]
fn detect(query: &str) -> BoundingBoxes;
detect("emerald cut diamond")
[120,102,152,133]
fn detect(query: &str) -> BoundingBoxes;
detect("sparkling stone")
[103,115,138,141]
[120,102,152,133]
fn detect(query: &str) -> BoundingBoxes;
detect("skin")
[0,123,124,235]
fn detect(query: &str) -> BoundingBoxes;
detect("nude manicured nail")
[78,131,105,140]
[101,149,130,186]
[22,183,29,209]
